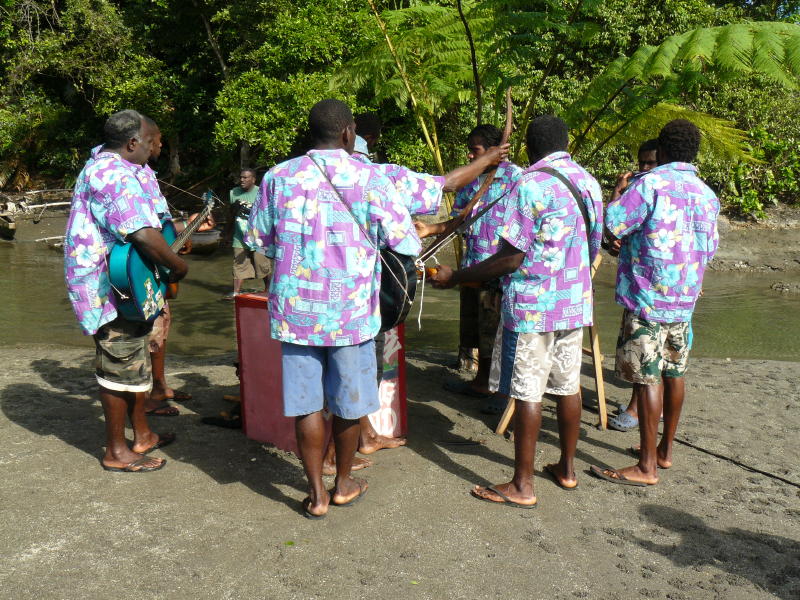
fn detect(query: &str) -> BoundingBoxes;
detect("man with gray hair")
[64,109,188,472]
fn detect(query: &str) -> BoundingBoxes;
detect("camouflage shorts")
[148,302,171,353]
[615,310,690,385]
[93,317,153,393]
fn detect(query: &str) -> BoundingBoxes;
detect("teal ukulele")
[108,194,215,322]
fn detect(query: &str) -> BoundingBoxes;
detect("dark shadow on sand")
[635,504,800,600]
[3,358,307,515]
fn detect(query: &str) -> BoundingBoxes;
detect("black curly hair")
[526,115,568,161]
[308,99,354,143]
[657,120,701,163]
[468,124,503,149]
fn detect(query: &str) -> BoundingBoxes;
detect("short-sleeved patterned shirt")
[500,152,603,333]
[351,152,445,216]
[138,163,171,220]
[245,149,421,347]
[605,162,719,323]
[64,151,161,335]
[451,161,522,268]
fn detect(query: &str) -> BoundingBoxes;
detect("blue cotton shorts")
[281,340,379,419]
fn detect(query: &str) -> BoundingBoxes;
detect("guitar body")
[108,220,177,323]
[379,249,418,333]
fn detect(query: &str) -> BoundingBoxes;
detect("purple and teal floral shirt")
[605,162,719,323]
[64,151,161,335]
[451,161,522,268]
[500,152,603,333]
[245,149,421,346]
[351,152,445,216]
[138,164,171,220]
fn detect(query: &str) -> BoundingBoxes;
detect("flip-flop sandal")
[169,391,192,401]
[443,379,492,399]
[145,403,180,417]
[102,457,166,473]
[471,485,537,509]
[543,464,578,490]
[627,446,671,469]
[607,411,638,432]
[141,432,176,453]
[331,480,368,507]
[301,497,327,520]
[589,465,651,487]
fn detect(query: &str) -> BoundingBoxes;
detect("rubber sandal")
[144,403,179,417]
[301,497,327,520]
[608,411,638,432]
[471,485,537,509]
[589,465,653,486]
[102,457,166,473]
[331,479,368,507]
[140,432,176,453]
[169,390,192,401]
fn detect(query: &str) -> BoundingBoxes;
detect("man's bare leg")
[296,411,330,517]
[358,416,406,454]
[545,393,580,488]
[607,384,661,484]
[472,400,539,505]
[145,344,177,411]
[657,376,685,468]
[321,438,373,475]
[233,278,244,295]
[331,416,368,505]
[100,388,163,470]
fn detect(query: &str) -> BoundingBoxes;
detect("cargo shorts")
[93,317,154,393]
[614,310,690,385]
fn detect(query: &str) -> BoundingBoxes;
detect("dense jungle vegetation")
[1,0,798,217]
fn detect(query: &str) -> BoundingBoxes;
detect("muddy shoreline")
[1,345,798,599]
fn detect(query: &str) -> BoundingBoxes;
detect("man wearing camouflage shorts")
[592,119,719,487]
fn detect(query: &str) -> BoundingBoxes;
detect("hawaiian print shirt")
[351,152,445,216]
[451,161,522,268]
[245,149,421,346]
[139,164,171,220]
[500,152,603,333]
[605,162,719,323]
[64,151,161,335]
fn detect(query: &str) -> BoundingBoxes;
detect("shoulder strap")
[536,166,592,238]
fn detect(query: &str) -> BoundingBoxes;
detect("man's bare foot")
[132,431,176,454]
[471,481,537,507]
[303,490,330,518]
[331,477,368,506]
[102,449,164,471]
[630,445,673,468]
[592,464,658,486]
[322,455,373,476]
[359,434,406,455]
[543,463,578,489]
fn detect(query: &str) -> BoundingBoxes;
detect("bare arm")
[442,144,510,192]
[430,240,524,288]
[128,227,188,282]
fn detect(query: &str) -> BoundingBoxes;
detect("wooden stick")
[495,397,515,435]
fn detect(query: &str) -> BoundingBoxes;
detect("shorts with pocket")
[488,326,583,403]
[233,247,273,281]
[93,317,153,392]
[614,310,690,385]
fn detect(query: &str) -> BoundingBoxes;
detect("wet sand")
[1,345,798,599]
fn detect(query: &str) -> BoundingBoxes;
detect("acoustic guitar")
[108,193,215,322]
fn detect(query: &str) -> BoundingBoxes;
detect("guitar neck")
[170,202,213,252]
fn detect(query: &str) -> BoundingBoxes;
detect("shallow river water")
[1,221,798,361]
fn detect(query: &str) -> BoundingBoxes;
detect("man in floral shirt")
[432,115,603,506]
[592,119,719,487]
[246,99,422,518]
[64,110,187,473]
[416,124,522,404]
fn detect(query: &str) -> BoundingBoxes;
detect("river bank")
[1,345,798,599]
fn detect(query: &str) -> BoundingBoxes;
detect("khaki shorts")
[233,247,273,281]
[148,302,171,353]
[93,317,153,393]
[488,326,582,403]
[614,310,690,385]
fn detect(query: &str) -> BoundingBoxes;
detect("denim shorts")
[281,340,379,419]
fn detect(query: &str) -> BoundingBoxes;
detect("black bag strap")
[536,166,592,239]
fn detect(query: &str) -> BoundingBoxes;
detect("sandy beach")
[1,343,798,599]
